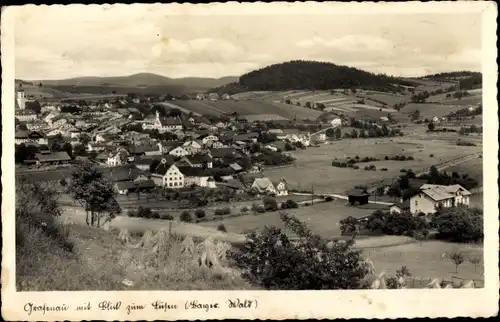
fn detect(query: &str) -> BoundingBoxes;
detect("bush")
[179,211,192,223]
[214,207,231,216]
[137,206,152,218]
[194,209,206,219]
[366,210,430,236]
[217,224,227,233]
[151,211,160,219]
[339,216,359,236]
[161,213,174,221]
[229,213,368,289]
[429,154,434,157]
[432,207,483,243]
[240,206,249,213]
[325,196,334,202]
[380,168,388,171]
[254,205,266,214]
[281,199,299,209]
[384,156,389,160]
[263,197,279,212]
[127,210,137,217]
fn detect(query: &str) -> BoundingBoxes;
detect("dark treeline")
[212,60,416,93]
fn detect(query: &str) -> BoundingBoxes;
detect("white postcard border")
[2,2,498,320]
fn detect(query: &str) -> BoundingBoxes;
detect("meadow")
[174,100,323,120]
[361,241,484,286]
[198,198,373,238]
[264,137,482,194]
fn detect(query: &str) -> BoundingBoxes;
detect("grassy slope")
[17,219,253,291]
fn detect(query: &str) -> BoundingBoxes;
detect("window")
[169,182,172,187]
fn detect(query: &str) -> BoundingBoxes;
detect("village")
[15,79,482,229]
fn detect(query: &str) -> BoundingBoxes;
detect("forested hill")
[210,60,417,94]
[422,71,482,90]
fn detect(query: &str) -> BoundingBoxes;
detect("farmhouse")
[178,167,217,188]
[34,151,72,165]
[208,93,219,101]
[106,148,129,166]
[152,163,185,189]
[347,188,370,206]
[219,178,246,194]
[410,184,471,215]
[26,120,47,131]
[168,146,189,158]
[15,109,38,122]
[251,177,276,195]
[389,200,411,214]
[115,179,156,195]
[273,179,289,196]
[15,130,48,145]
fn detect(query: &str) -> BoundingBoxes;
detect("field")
[400,103,471,119]
[20,83,128,102]
[360,92,408,106]
[174,100,323,120]
[264,137,482,194]
[427,88,482,103]
[362,241,484,286]
[199,199,373,238]
[444,157,484,186]
[404,78,457,93]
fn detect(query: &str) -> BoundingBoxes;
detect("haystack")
[151,229,170,253]
[135,229,155,249]
[180,236,195,255]
[370,272,387,289]
[364,258,376,276]
[397,276,406,288]
[215,240,232,261]
[118,228,131,244]
[461,280,475,288]
[427,278,442,289]
[195,237,221,269]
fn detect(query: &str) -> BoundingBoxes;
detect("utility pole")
[311,184,314,205]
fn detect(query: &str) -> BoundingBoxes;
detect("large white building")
[409,184,471,215]
[152,163,185,188]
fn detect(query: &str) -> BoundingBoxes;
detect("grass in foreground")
[17,217,254,291]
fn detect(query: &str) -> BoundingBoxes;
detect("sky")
[13,4,482,80]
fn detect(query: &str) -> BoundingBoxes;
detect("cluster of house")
[349,182,472,215]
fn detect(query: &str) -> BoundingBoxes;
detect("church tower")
[16,83,26,110]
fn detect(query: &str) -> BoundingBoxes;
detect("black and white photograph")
[2,2,498,320]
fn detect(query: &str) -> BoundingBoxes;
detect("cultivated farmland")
[174,100,323,120]
[264,137,482,194]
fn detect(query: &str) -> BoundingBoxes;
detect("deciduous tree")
[68,162,121,227]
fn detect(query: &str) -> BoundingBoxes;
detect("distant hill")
[22,73,238,92]
[420,71,482,90]
[209,60,418,94]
